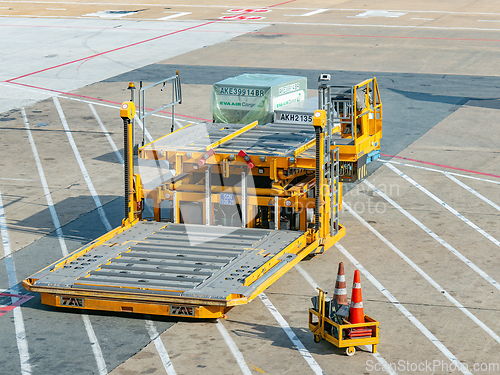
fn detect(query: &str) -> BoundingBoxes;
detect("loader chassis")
[23,76,382,319]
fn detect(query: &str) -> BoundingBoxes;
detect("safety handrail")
[138,71,182,145]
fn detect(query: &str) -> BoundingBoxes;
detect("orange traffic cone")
[348,270,373,339]
[349,270,365,324]
[334,262,348,306]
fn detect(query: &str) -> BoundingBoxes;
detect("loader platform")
[23,221,312,318]
[23,74,380,319]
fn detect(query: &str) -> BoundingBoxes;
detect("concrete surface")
[0,1,499,374]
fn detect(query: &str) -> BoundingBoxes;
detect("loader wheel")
[314,335,320,343]
[346,346,356,356]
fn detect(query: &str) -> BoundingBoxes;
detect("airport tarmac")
[0,1,499,374]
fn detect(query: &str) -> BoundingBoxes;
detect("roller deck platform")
[23,221,311,318]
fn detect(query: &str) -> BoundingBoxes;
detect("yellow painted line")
[252,365,266,373]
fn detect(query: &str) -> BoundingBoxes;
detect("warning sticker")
[170,305,195,316]
[220,193,236,205]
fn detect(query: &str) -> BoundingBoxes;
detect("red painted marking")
[5,21,217,83]
[8,81,209,121]
[10,81,120,104]
[220,15,265,20]
[2,0,297,83]
[0,293,34,318]
[268,0,299,7]
[381,154,500,179]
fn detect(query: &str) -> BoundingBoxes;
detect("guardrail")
[137,71,182,145]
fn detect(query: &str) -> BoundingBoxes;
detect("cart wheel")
[314,335,320,343]
[346,346,356,356]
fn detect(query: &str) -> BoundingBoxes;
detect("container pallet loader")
[23,73,382,319]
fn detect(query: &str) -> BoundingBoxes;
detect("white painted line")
[1,13,498,31]
[0,189,32,375]
[0,177,36,181]
[0,194,17,286]
[158,12,192,20]
[82,314,108,375]
[445,173,500,212]
[478,19,500,22]
[348,10,407,18]
[259,293,324,375]
[363,180,500,292]
[379,159,500,185]
[3,2,500,15]
[228,20,500,32]
[13,307,31,375]
[336,243,472,375]
[82,102,176,374]
[363,349,398,375]
[60,94,192,123]
[0,82,192,124]
[53,96,113,232]
[385,163,500,248]
[145,319,177,375]
[22,107,68,256]
[295,265,320,291]
[83,10,137,19]
[23,108,108,375]
[2,257,17,293]
[89,104,124,165]
[216,321,252,375]
[173,118,190,131]
[296,9,328,17]
[295,264,397,375]
[345,203,500,346]
[332,8,500,15]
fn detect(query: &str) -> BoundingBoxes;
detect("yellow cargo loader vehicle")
[23,73,382,319]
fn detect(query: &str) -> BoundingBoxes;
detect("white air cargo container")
[273,97,320,125]
[211,73,307,125]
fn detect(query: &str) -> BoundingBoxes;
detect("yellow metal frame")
[337,77,382,162]
[39,292,231,319]
[308,288,379,355]
[22,225,344,319]
[24,78,382,320]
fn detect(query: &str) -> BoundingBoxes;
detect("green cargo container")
[211,74,307,125]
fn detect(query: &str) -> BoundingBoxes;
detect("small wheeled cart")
[308,288,379,356]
